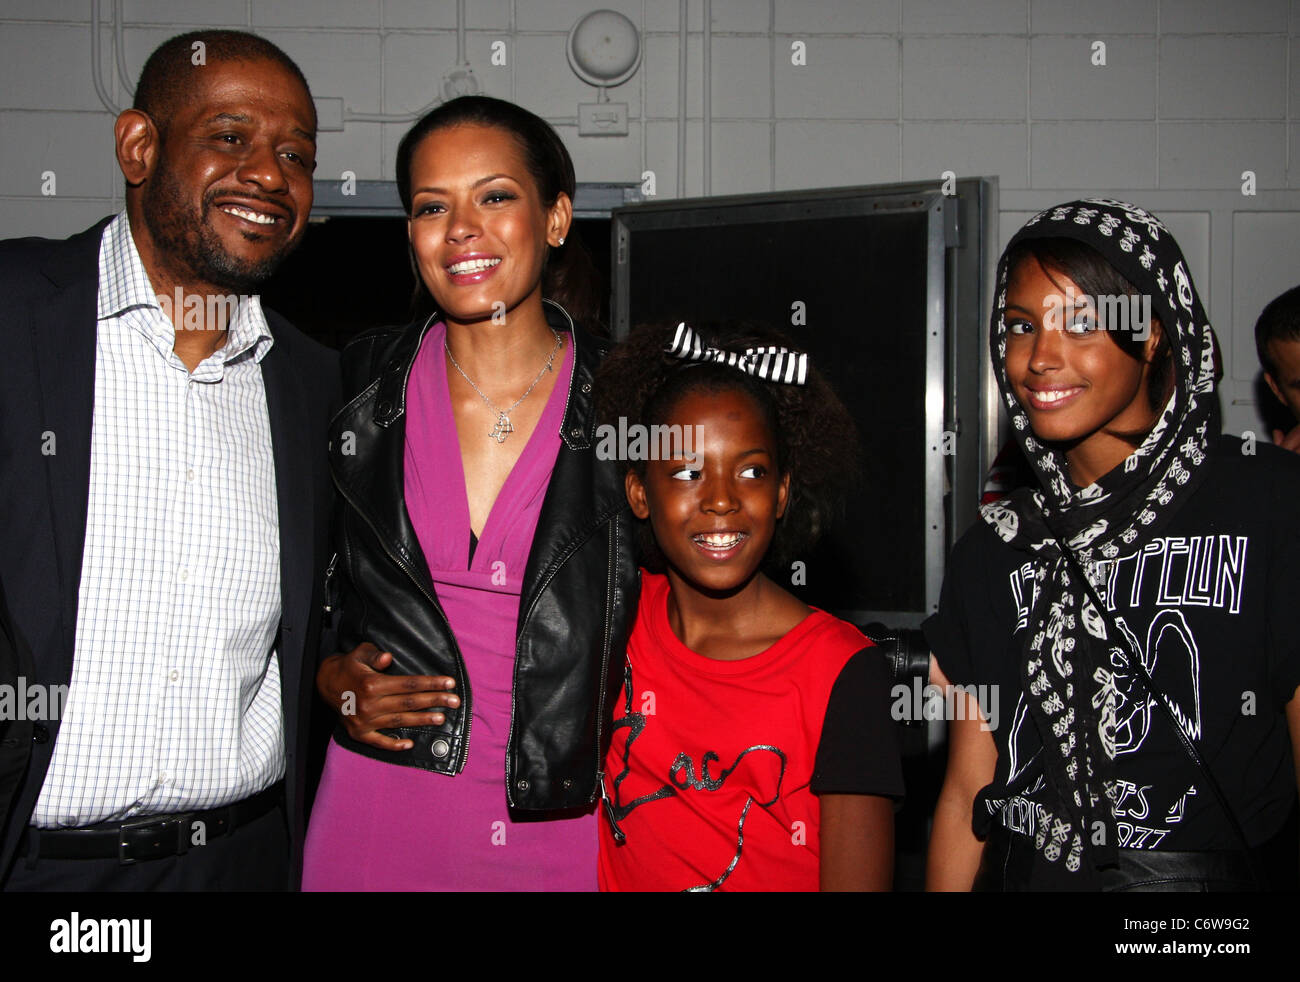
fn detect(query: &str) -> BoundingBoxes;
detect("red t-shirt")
[597,571,904,892]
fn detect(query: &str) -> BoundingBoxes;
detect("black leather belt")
[974,821,1264,892]
[20,782,283,865]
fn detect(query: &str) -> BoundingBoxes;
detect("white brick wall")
[1158,0,1289,34]
[1158,36,1287,119]
[902,122,1028,188]
[1029,0,1156,34]
[902,36,1028,119]
[1029,37,1157,120]
[774,36,898,120]
[2,0,1297,433]
[1159,123,1287,189]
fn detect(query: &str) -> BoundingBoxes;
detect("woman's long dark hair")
[396,96,604,335]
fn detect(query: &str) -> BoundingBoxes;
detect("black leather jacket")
[326,300,638,811]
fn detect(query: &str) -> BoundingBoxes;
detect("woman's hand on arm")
[316,642,459,751]
[819,793,895,891]
[926,654,998,891]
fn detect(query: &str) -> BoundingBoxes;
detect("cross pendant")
[489,412,514,443]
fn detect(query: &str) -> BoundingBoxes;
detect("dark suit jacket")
[0,218,339,887]
[0,577,34,845]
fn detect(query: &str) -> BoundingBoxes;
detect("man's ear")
[776,471,791,520]
[625,469,650,520]
[1265,371,1287,406]
[115,109,160,188]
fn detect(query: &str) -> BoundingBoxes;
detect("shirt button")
[169,670,180,683]
[179,569,189,582]
[186,469,195,482]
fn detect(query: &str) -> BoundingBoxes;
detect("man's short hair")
[1255,284,1300,377]
[132,30,312,137]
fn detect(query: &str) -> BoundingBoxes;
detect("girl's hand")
[316,642,459,751]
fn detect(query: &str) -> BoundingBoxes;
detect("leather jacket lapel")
[330,302,618,613]
[516,318,618,630]
[330,316,439,599]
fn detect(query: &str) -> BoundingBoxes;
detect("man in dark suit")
[0,30,338,890]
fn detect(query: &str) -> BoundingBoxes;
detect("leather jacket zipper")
[322,551,339,614]
[599,661,634,844]
[592,520,618,800]
[334,479,474,773]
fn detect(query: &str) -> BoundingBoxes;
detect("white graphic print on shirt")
[995,535,1247,849]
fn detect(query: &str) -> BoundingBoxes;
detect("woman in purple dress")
[303,97,637,891]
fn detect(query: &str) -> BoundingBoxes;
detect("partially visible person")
[305,96,636,891]
[594,322,903,892]
[0,30,338,890]
[926,199,1300,892]
[1255,284,1300,453]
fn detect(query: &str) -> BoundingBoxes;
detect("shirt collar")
[97,212,275,368]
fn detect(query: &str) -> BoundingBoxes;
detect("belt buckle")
[117,812,192,866]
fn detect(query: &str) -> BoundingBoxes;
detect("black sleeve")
[921,521,1001,688]
[810,647,906,799]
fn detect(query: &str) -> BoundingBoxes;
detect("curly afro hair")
[594,320,860,575]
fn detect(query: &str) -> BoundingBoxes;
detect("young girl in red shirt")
[593,321,904,892]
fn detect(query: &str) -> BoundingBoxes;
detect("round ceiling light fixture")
[566,9,642,91]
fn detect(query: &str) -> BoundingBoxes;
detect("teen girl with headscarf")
[925,199,1300,891]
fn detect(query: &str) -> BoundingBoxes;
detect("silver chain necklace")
[445,329,563,443]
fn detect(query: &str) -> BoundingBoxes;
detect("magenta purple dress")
[302,322,596,891]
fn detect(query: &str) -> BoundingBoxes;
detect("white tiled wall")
[2,0,1298,434]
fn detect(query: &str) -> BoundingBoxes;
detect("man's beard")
[142,165,297,293]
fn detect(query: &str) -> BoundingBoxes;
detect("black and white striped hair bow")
[666,322,808,385]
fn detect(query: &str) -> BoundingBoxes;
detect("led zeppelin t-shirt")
[924,438,1300,883]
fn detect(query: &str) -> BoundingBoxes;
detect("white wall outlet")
[578,102,629,136]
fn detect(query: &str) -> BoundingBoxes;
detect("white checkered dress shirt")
[32,213,286,828]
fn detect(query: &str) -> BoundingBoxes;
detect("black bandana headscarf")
[983,199,1220,879]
